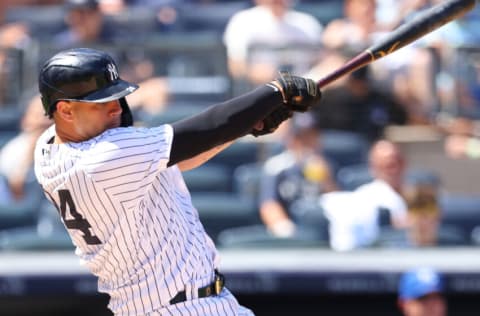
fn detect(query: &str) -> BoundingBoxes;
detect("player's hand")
[251,105,293,137]
[270,70,321,112]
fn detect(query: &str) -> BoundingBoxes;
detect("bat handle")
[316,51,374,88]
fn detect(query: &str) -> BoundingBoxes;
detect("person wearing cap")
[398,267,447,316]
[34,47,321,315]
[259,112,337,238]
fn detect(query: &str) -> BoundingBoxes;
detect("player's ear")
[55,100,74,122]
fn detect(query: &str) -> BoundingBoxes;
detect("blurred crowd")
[1,0,480,253]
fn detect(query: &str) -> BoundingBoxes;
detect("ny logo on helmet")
[106,63,119,81]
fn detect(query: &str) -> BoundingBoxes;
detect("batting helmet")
[39,48,138,126]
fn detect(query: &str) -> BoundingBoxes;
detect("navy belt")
[169,270,225,305]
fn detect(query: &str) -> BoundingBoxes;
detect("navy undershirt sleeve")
[168,85,283,166]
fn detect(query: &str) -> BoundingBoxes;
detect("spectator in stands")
[308,49,408,142]
[52,0,170,119]
[444,134,480,160]
[321,0,380,51]
[0,94,52,201]
[398,267,447,316]
[259,112,336,238]
[53,0,119,48]
[402,182,442,247]
[321,0,439,124]
[223,0,323,86]
[321,139,408,251]
[0,1,35,106]
[440,115,480,160]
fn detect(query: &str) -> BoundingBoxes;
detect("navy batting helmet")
[39,48,138,126]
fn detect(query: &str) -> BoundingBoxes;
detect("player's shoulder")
[91,125,172,147]
[85,124,172,157]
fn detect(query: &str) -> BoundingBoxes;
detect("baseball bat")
[316,0,476,88]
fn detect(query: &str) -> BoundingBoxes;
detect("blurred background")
[0,0,480,315]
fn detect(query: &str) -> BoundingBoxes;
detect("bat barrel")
[316,0,476,89]
[368,0,475,60]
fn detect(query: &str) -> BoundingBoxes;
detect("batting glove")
[251,105,293,137]
[269,70,321,112]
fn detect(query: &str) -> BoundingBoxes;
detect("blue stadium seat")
[0,225,73,251]
[293,1,344,25]
[0,200,73,251]
[336,163,372,191]
[320,130,370,174]
[440,194,480,245]
[182,163,232,193]
[216,224,328,249]
[208,140,260,174]
[232,162,263,201]
[4,5,65,40]
[191,192,259,242]
[336,165,441,192]
[0,174,43,230]
[176,1,250,33]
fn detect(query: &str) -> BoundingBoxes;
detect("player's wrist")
[267,80,287,103]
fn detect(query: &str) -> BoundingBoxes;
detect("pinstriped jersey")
[34,125,252,316]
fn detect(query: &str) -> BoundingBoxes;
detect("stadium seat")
[4,5,65,40]
[182,163,232,193]
[0,107,21,131]
[191,192,260,242]
[0,174,43,230]
[216,224,328,249]
[336,165,441,192]
[320,130,370,174]
[232,162,263,201]
[0,225,73,251]
[176,1,250,33]
[0,199,74,251]
[336,163,372,191]
[439,193,480,245]
[293,1,344,25]
[208,140,261,175]
[376,224,468,247]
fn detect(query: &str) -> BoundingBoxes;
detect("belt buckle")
[214,272,225,295]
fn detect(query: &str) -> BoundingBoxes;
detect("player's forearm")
[168,85,282,166]
[260,200,296,237]
[177,141,234,171]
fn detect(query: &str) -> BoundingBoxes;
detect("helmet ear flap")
[119,97,133,127]
[41,96,50,116]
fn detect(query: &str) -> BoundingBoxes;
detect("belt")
[169,270,225,305]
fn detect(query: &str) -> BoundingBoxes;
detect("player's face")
[69,99,123,140]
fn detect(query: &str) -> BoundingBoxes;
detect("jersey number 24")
[54,189,102,245]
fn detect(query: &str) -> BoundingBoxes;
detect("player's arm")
[260,200,296,238]
[177,141,234,171]
[167,71,321,166]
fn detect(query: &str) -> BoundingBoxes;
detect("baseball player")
[34,48,321,315]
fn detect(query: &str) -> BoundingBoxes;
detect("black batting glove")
[270,70,321,112]
[251,105,293,137]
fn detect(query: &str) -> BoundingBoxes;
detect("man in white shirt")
[223,0,323,85]
[321,140,408,251]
